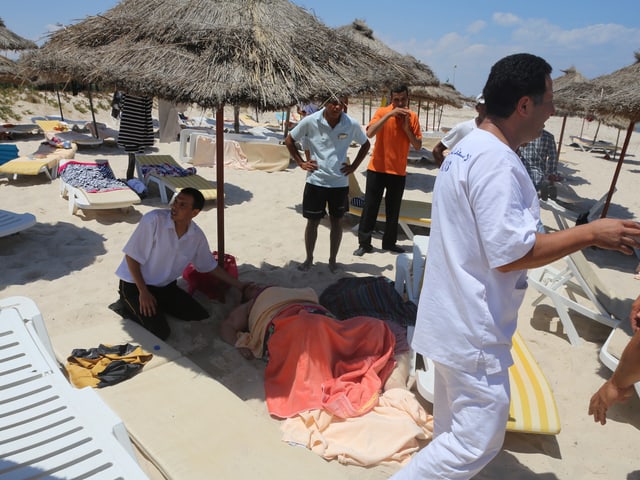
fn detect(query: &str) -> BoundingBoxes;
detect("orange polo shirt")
[366,104,422,176]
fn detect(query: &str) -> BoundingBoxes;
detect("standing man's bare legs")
[299,218,320,271]
[328,216,343,273]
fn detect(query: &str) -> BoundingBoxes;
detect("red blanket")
[265,308,396,419]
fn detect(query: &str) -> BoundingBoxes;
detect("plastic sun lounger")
[35,119,103,148]
[528,212,625,346]
[136,154,218,203]
[348,173,431,240]
[599,318,640,398]
[0,143,77,181]
[395,236,561,435]
[569,135,622,157]
[0,296,149,479]
[59,160,141,215]
[0,209,36,238]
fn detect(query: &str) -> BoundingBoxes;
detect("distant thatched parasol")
[556,52,640,217]
[335,19,438,89]
[20,0,414,257]
[0,55,22,84]
[552,66,588,158]
[0,18,37,51]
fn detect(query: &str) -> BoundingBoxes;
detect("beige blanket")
[281,388,433,467]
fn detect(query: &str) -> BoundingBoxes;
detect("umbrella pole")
[216,107,225,258]
[601,120,634,218]
[557,115,567,158]
[87,85,99,139]
[56,90,64,121]
[613,128,621,161]
[592,121,601,144]
[361,96,365,125]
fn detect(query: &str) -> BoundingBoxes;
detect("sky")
[2,1,640,97]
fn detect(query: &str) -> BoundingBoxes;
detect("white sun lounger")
[0,296,148,479]
[0,210,36,238]
[528,212,625,346]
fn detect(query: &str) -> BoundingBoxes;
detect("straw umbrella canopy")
[0,18,37,51]
[335,19,438,89]
[335,19,438,124]
[555,52,640,217]
[21,0,413,257]
[0,56,22,84]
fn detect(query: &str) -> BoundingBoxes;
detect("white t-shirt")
[116,210,217,287]
[412,129,539,374]
[290,110,367,188]
[441,118,477,150]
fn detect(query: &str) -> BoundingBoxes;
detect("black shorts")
[302,183,349,220]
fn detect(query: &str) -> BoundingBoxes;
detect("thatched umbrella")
[21,0,412,258]
[0,56,21,84]
[552,66,588,158]
[556,52,640,217]
[335,19,439,124]
[411,83,468,131]
[0,18,37,51]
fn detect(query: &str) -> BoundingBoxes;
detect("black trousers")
[118,280,208,340]
[357,170,406,248]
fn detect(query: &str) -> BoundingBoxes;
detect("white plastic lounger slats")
[0,296,148,480]
[528,212,624,346]
[0,210,36,238]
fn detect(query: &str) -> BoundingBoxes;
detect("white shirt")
[116,210,217,287]
[441,118,477,150]
[412,129,539,374]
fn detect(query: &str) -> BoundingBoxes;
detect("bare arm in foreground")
[497,219,640,272]
[588,325,640,425]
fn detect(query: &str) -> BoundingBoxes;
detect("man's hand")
[588,379,634,425]
[589,219,640,255]
[138,289,157,317]
[298,159,318,172]
[341,162,356,175]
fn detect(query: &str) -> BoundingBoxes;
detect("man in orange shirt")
[354,84,422,256]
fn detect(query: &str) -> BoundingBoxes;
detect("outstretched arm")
[589,328,640,424]
[497,219,640,272]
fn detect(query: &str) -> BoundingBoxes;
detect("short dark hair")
[179,187,205,210]
[390,84,409,95]
[482,53,552,119]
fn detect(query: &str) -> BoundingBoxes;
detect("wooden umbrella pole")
[557,115,567,158]
[56,90,64,121]
[601,120,634,218]
[87,85,99,139]
[216,106,225,258]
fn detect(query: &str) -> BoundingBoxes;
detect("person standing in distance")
[354,84,422,256]
[285,95,370,273]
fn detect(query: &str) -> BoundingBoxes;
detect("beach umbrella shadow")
[0,221,106,289]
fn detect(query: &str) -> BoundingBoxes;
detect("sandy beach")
[2,98,640,479]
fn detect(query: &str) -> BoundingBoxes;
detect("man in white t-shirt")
[431,94,486,166]
[391,54,640,480]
